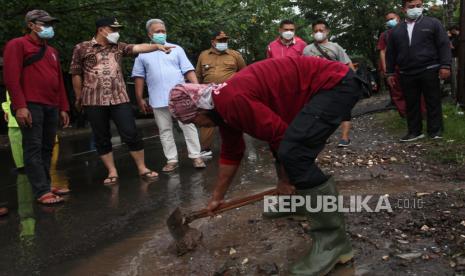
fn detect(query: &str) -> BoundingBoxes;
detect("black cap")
[96,17,123,28]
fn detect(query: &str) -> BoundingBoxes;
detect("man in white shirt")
[132,19,205,172]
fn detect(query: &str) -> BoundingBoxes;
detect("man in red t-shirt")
[3,10,70,205]
[378,11,425,117]
[169,56,363,275]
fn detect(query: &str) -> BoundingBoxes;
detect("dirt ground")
[150,96,465,276]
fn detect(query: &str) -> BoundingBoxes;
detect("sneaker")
[192,158,206,169]
[399,133,425,142]
[430,133,443,140]
[337,139,351,147]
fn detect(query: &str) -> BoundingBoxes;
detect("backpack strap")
[23,44,47,68]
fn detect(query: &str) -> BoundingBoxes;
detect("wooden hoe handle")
[184,188,278,224]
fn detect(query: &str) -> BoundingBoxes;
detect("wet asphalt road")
[0,122,274,276]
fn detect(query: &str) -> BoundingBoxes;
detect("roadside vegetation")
[376,103,465,165]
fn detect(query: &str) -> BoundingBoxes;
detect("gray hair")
[146,19,165,32]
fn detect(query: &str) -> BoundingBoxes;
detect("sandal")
[162,162,178,173]
[103,176,119,186]
[51,187,71,195]
[37,192,64,205]
[192,158,206,169]
[139,170,159,180]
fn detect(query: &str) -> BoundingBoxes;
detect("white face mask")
[313,32,327,42]
[281,31,295,40]
[215,42,228,52]
[105,31,120,44]
[406,7,423,20]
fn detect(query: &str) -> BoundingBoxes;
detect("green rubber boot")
[290,177,353,276]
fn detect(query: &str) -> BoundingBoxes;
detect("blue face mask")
[386,19,398,29]
[152,33,167,45]
[215,42,228,52]
[38,26,54,39]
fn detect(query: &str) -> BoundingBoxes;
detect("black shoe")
[337,139,351,147]
[429,132,443,140]
[399,133,425,142]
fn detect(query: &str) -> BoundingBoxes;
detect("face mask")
[37,26,54,39]
[406,7,423,20]
[215,42,228,52]
[281,31,295,40]
[152,33,167,45]
[105,31,120,44]
[313,32,327,42]
[386,19,398,29]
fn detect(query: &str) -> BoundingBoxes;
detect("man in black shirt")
[386,0,451,142]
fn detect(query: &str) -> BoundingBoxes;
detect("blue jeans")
[19,103,58,198]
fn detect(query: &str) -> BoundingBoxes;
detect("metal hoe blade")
[167,207,203,256]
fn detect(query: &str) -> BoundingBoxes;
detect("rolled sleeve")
[131,55,146,78]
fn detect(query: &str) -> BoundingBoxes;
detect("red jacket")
[266,37,307,59]
[3,35,69,111]
[213,56,349,165]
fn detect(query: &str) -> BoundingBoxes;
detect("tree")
[1,0,294,69]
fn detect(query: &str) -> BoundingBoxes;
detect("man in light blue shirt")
[133,19,205,172]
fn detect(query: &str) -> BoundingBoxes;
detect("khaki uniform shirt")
[196,48,246,84]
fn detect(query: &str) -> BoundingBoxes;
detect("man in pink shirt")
[266,19,307,58]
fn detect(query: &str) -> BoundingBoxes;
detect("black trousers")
[84,103,144,155]
[19,103,59,198]
[399,69,443,136]
[278,71,362,190]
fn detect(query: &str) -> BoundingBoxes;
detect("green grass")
[375,103,465,165]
